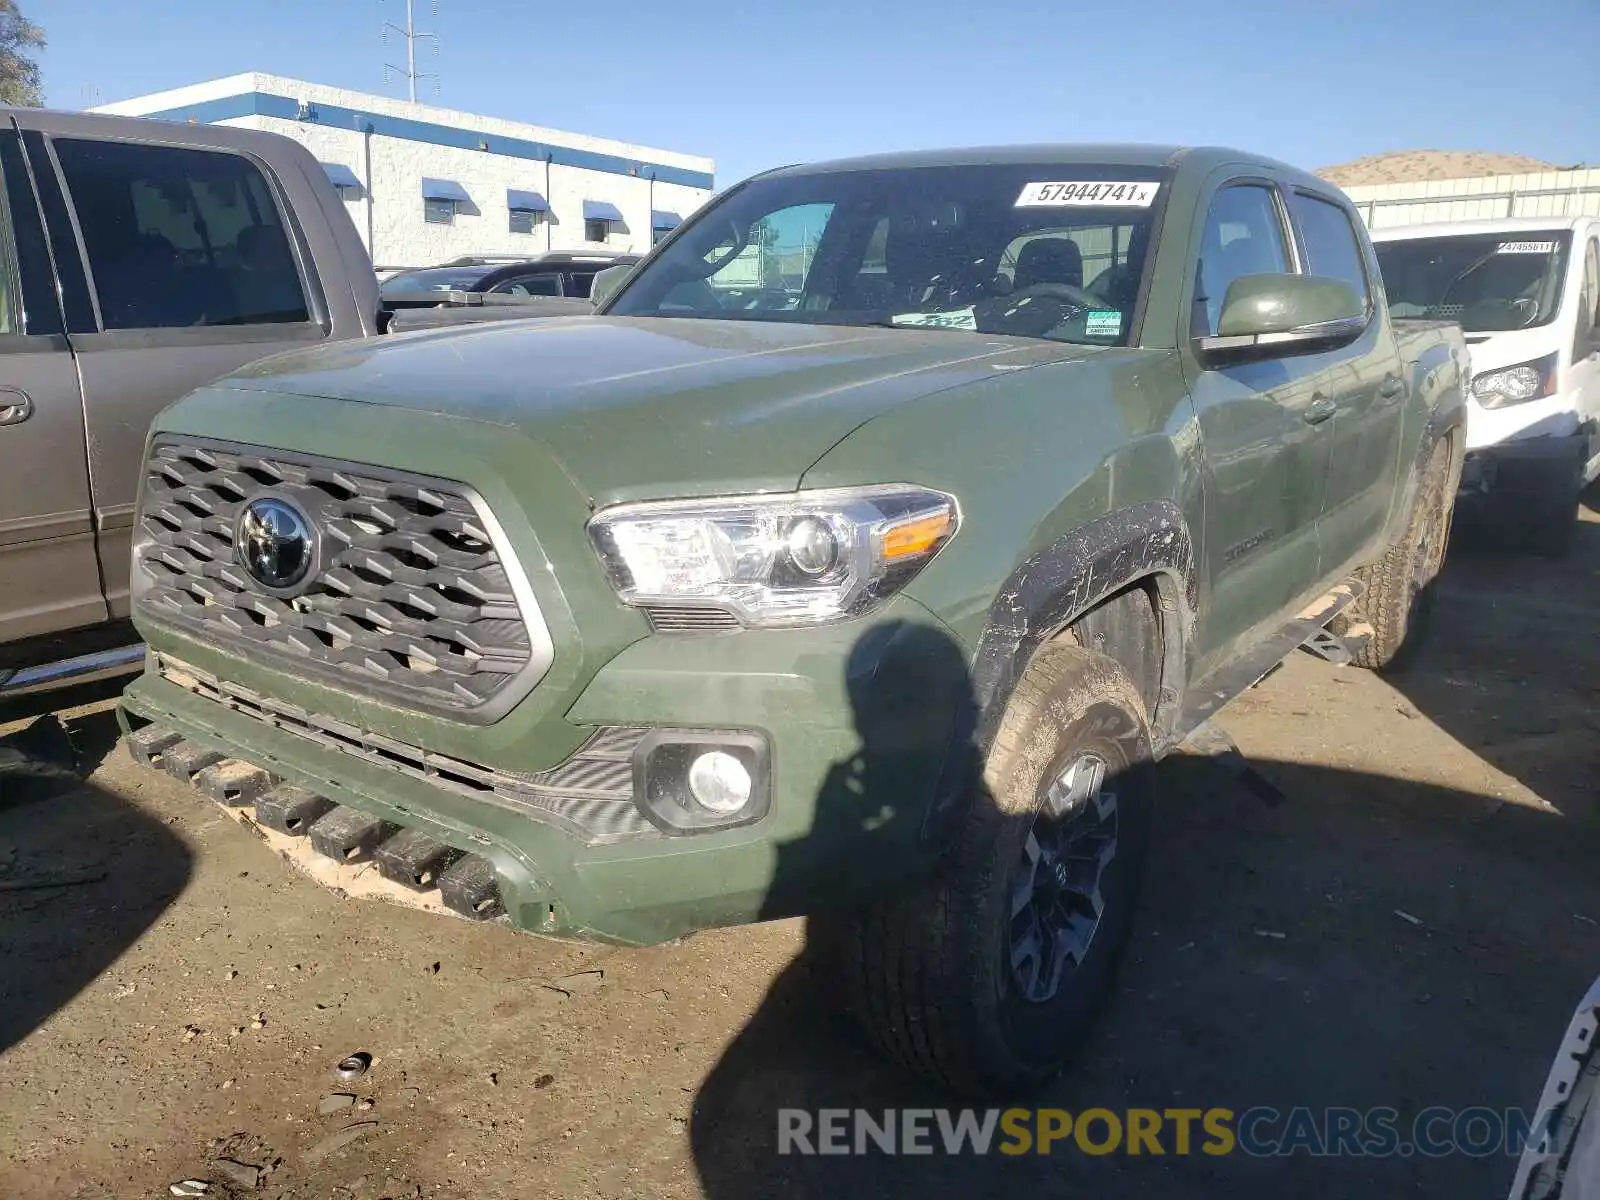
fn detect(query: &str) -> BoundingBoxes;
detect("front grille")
[643,604,742,633]
[157,656,659,845]
[133,439,550,722]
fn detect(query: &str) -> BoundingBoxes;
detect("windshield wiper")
[1437,248,1503,304]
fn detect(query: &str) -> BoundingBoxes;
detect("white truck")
[1372,217,1600,556]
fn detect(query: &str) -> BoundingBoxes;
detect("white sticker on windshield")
[1497,240,1556,254]
[1015,181,1160,208]
[891,308,978,331]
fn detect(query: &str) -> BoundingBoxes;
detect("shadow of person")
[0,729,193,1052]
[690,615,1600,1198]
[690,616,984,1197]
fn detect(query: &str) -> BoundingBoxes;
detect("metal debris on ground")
[318,1093,357,1115]
[1394,909,1425,927]
[335,1052,371,1080]
[213,1159,262,1189]
[1181,723,1288,806]
[169,1183,209,1197]
[302,1121,379,1164]
[540,969,605,998]
[0,717,87,805]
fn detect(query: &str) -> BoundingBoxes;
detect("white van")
[1373,216,1600,556]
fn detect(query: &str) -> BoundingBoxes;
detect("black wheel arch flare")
[921,500,1197,844]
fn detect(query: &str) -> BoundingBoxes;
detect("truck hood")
[216,317,1096,502]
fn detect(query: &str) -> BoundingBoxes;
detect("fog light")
[635,730,769,834]
[688,750,753,814]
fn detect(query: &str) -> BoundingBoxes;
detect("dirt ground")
[2,502,1597,1200]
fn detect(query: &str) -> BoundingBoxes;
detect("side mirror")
[590,264,633,311]
[1197,274,1367,361]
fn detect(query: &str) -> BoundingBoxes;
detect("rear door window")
[1289,191,1371,308]
[52,138,310,330]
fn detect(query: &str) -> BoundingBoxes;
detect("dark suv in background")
[380,252,642,307]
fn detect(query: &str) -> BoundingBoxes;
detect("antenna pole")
[383,0,439,102]
[405,0,416,101]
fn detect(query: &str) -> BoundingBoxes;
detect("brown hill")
[1317,150,1568,188]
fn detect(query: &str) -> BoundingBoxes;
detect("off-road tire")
[1344,436,1456,671]
[831,643,1154,1097]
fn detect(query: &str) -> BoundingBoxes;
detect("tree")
[0,0,44,108]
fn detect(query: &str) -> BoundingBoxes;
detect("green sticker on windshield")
[1086,310,1122,337]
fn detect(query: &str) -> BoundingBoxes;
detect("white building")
[93,72,716,269]
[1342,166,1600,230]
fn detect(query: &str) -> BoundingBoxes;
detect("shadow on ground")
[690,751,1595,1198]
[690,502,1600,1199]
[1390,501,1600,815]
[0,710,192,1052]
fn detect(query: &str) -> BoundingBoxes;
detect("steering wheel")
[1003,281,1103,311]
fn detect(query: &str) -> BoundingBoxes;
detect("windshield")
[1374,231,1571,333]
[606,164,1166,345]
[380,266,495,296]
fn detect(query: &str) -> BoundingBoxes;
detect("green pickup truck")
[120,144,1468,1094]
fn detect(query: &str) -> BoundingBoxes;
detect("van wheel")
[1344,437,1454,672]
[835,643,1153,1097]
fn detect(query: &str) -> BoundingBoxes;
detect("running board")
[0,643,145,699]
[1165,582,1364,749]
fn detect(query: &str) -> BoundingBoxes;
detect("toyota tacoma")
[120,145,1468,1094]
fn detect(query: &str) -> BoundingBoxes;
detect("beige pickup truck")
[0,108,583,699]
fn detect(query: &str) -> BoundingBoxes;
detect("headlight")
[1471,353,1556,409]
[588,485,959,627]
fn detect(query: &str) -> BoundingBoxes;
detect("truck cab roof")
[761,144,1335,193]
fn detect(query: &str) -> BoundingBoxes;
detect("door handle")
[0,389,32,427]
[1304,394,1338,425]
[1379,375,1405,399]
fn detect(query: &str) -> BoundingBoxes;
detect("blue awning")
[506,189,549,213]
[421,177,471,202]
[320,162,361,190]
[651,209,682,230]
[582,199,624,223]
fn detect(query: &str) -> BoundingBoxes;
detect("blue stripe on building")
[139,92,715,191]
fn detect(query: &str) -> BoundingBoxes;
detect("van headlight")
[1471,353,1556,409]
[588,485,958,627]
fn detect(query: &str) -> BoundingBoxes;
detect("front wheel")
[832,643,1154,1096]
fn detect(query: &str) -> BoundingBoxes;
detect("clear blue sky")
[36,0,1600,187]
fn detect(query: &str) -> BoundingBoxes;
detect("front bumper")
[1457,426,1590,514]
[119,598,970,946]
